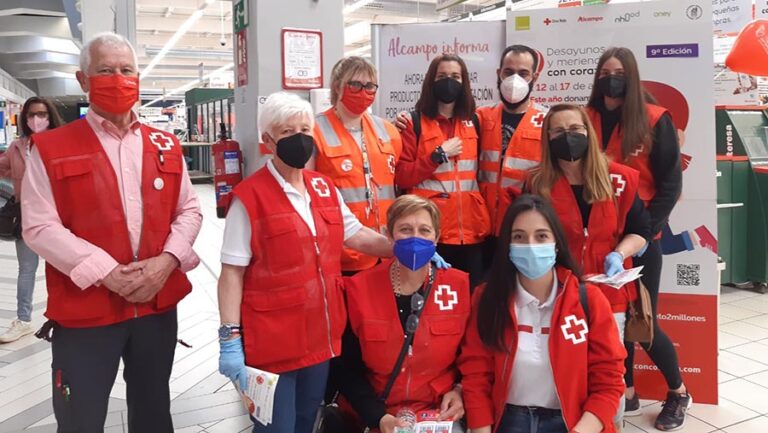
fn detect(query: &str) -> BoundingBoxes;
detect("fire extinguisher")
[212,122,243,218]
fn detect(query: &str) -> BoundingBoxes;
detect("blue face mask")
[393,237,436,271]
[508,243,557,279]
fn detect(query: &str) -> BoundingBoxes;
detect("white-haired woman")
[217,92,394,433]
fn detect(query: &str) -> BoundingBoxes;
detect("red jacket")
[345,259,470,414]
[587,104,667,205]
[234,167,345,374]
[459,267,625,432]
[550,162,640,310]
[33,119,191,328]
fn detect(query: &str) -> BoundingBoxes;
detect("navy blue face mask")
[393,237,436,271]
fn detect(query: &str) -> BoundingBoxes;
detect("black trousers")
[624,241,684,390]
[437,242,485,290]
[51,309,178,433]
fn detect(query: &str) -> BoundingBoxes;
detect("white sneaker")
[0,319,34,343]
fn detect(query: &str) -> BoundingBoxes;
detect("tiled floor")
[0,184,767,432]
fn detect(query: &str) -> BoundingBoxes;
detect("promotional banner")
[371,21,505,120]
[714,35,759,105]
[508,0,719,403]
[712,0,751,34]
[758,1,768,19]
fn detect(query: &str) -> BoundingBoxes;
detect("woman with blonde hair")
[527,103,650,425]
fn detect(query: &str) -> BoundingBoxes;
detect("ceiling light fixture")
[141,62,234,108]
[141,0,217,80]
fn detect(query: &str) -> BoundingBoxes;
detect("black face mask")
[275,133,315,169]
[433,78,463,103]
[597,75,626,98]
[550,132,589,162]
[497,77,534,111]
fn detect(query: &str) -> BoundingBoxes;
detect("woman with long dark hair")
[586,47,689,431]
[0,97,63,343]
[394,54,490,288]
[459,195,625,433]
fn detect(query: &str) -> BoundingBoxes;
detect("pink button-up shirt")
[21,110,202,289]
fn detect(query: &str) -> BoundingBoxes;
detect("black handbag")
[0,196,22,241]
[314,270,436,433]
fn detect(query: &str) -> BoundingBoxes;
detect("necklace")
[390,261,431,297]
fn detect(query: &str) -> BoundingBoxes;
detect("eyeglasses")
[405,292,425,334]
[548,125,587,137]
[346,81,379,94]
[27,111,49,120]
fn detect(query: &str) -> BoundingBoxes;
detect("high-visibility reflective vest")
[313,109,402,271]
[477,104,544,235]
[408,114,490,245]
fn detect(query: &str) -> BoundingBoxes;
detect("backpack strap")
[410,110,421,142]
[579,282,590,324]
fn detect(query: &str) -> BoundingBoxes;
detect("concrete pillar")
[80,0,136,45]
[233,0,344,174]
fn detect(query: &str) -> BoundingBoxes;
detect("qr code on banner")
[677,264,701,287]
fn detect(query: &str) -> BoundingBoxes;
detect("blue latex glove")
[634,242,649,258]
[219,336,247,390]
[604,252,625,277]
[431,251,452,269]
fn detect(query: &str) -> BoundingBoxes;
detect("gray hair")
[258,92,314,137]
[79,32,138,72]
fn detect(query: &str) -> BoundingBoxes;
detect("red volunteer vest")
[34,119,191,328]
[587,104,667,205]
[345,260,470,414]
[408,116,490,245]
[550,162,640,308]
[234,167,345,374]
[477,104,544,235]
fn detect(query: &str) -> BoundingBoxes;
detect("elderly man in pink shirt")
[21,32,201,433]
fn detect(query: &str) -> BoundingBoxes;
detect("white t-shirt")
[220,159,363,266]
[507,271,560,409]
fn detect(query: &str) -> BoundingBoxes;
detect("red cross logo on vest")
[388,155,396,174]
[610,174,626,197]
[531,113,545,128]
[311,177,331,198]
[434,284,458,311]
[631,144,644,157]
[560,314,588,344]
[149,132,174,151]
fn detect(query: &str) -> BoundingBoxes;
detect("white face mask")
[499,74,531,104]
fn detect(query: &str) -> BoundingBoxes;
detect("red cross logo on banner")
[610,174,626,197]
[149,132,174,151]
[388,155,396,174]
[434,284,458,311]
[530,113,545,128]
[560,314,588,345]
[311,178,331,198]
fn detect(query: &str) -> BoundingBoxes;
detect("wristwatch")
[218,323,241,340]
[431,146,448,164]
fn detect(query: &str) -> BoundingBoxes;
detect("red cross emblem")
[561,314,588,344]
[610,173,626,197]
[434,284,458,311]
[530,113,545,128]
[544,18,552,26]
[311,177,331,198]
[387,155,396,174]
[149,132,174,151]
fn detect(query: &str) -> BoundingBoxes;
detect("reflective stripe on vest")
[478,170,497,184]
[479,150,501,163]
[338,186,397,203]
[503,157,539,172]
[416,179,479,193]
[434,159,478,174]
[501,177,523,188]
[316,113,390,148]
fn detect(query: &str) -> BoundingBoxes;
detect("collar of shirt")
[266,159,309,200]
[86,108,141,140]
[514,270,559,311]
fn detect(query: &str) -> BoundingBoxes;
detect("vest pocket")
[262,218,303,272]
[242,286,308,366]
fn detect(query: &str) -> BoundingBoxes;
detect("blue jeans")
[251,360,329,433]
[497,405,568,433]
[15,238,39,322]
